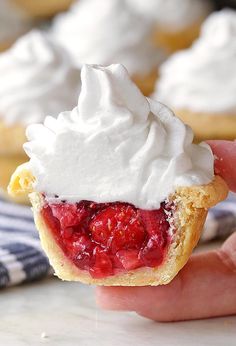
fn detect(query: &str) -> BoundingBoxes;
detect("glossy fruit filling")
[41,199,174,279]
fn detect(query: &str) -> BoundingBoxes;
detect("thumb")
[207,140,236,192]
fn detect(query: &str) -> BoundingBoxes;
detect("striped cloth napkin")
[0,194,235,288]
[201,192,236,242]
[0,198,51,288]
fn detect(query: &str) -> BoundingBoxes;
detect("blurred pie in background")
[153,9,236,142]
[51,0,166,96]
[0,30,81,203]
[128,0,213,53]
[0,0,33,51]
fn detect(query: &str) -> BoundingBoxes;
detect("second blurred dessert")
[0,30,81,202]
[127,0,213,52]
[153,9,236,141]
[51,0,165,96]
[0,0,34,51]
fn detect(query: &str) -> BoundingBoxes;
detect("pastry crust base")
[0,120,26,155]
[133,69,158,97]
[153,21,202,53]
[0,155,29,204]
[0,121,28,203]
[175,109,236,142]
[13,0,74,18]
[8,165,228,286]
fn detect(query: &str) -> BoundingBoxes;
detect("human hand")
[96,140,236,321]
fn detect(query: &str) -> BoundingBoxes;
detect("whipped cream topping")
[0,0,32,43]
[154,9,236,114]
[51,0,164,75]
[24,64,214,209]
[0,30,81,126]
[127,0,212,31]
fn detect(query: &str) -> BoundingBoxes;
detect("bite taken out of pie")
[8,64,228,286]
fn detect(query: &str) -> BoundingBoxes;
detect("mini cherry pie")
[9,165,227,286]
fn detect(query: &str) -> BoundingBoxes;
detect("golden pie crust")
[0,120,26,155]
[153,21,202,53]
[133,69,158,97]
[175,109,236,142]
[0,154,28,203]
[0,40,14,52]
[0,121,28,203]
[8,164,228,286]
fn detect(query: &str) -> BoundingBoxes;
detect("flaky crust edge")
[22,175,227,286]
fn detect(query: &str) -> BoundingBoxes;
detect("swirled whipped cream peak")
[154,9,236,114]
[51,0,164,75]
[127,0,212,31]
[0,30,81,126]
[24,64,214,209]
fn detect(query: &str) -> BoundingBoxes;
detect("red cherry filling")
[41,200,173,279]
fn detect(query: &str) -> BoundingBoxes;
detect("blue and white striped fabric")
[202,193,236,242]
[0,198,51,288]
[0,194,235,288]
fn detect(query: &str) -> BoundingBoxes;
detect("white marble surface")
[0,276,235,346]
